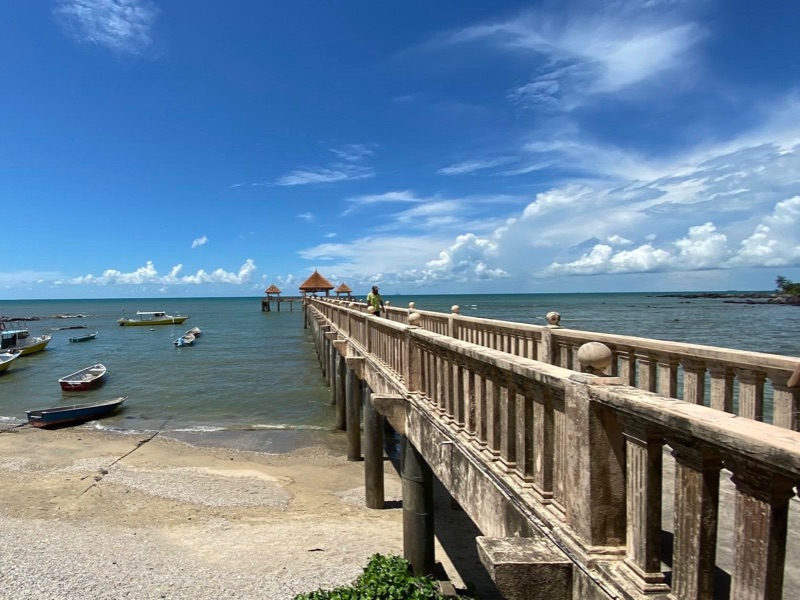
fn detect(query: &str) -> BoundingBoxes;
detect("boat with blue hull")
[26,397,126,428]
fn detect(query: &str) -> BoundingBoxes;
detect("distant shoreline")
[657,292,800,305]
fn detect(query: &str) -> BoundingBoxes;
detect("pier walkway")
[305,297,800,600]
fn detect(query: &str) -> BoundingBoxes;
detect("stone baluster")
[453,362,465,431]
[553,393,567,511]
[476,373,488,450]
[656,354,679,398]
[708,364,734,414]
[515,387,534,484]
[499,376,517,472]
[485,375,501,460]
[404,328,421,393]
[532,384,554,501]
[558,340,571,370]
[727,457,796,600]
[463,368,477,439]
[768,369,800,430]
[436,354,447,415]
[670,441,722,600]
[635,351,657,393]
[681,358,707,405]
[619,419,669,594]
[617,347,637,387]
[736,368,766,421]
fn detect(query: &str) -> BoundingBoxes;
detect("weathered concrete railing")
[307,297,800,599]
[317,298,800,431]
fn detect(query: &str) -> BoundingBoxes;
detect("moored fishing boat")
[118,311,190,326]
[58,364,107,391]
[0,321,52,355]
[174,332,196,347]
[0,350,20,374]
[69,331,98,343]
[184,326,202,337]
[26,397,126,428]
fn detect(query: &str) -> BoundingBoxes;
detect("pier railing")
[308,297,800,599]
[318,298,800,431]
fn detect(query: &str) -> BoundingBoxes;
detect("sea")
[1,293,798,444]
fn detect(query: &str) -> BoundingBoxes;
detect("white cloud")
[448,4,704,110]
[276,144,376,186]
[297,212,314,222]
[191,236,208,249]
[53,0,158,55]
[63,260,257,286]
[438,157,513,175]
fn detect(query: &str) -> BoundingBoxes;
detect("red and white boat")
[58,364,107,391]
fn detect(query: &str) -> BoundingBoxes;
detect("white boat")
[118,311,190,326]
[0,321,52,356]
[0,351,20,374]
[174,332,196,347]
[58,364,107,391]
[184,326,202,337]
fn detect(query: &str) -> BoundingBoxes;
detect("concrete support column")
[326,333,337,394]
[335,351,347,430]
[345,358,363,461]
[729,458,795,600]
[363,384,385,509]
[401,435,435,577]
[620,420,668,593]
[670,441,722,600]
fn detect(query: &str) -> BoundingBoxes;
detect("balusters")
[532,384,554,501]
[737,368,766,421]
[636,350,657,392]
[681,358,707,405]
[769,369,800,431]
[709,364,734,413]
[656,354,679,398]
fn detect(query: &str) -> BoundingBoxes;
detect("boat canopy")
[136,311,167,316]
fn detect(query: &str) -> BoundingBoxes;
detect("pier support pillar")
[335,351,347,431]
[401,435,435,577]
[363,385,385,509]
[345,361,363,461]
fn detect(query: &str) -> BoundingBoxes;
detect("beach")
[0,426,490,600]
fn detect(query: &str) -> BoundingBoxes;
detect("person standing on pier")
[367,285,384,317]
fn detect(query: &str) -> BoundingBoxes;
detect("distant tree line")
[776,276,800,297]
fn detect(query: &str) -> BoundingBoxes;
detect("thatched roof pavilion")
[335,282,353,298]
[299,270,334,297]
[265,284,282,295]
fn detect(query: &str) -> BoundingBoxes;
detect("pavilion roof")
[299,270,334,291]
[335,282,352,293]
[265,284,282,294]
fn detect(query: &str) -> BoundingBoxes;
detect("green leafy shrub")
[293,554,446,600]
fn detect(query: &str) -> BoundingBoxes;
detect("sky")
[3,0,800,300]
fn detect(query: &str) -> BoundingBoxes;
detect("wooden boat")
[174,332,196,347]
[0,321,52,355]
[58,364,107,391]
[26,397,126,428]
[69,331,98,343]
[184,326,202,337]
[118,311,190,326]
[0,351,20,373]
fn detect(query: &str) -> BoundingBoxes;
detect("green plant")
[293,554,447,600]
[776,275,800,297]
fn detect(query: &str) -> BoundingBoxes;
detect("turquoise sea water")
[1,294,798,434]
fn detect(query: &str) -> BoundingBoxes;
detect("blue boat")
[26,397,126,428]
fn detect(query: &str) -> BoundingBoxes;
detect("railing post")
[681,358,707,405]
[769,369,800,430]
[709,364,734,413]
[635,351,657,392]
[670,441,722,599]
[727,457,795,600]
[656,354,679,398]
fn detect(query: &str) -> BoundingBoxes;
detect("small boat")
[0,321,52,356]
[0,350,20,374]
[118,311,190,326]
[69,331,98,343]
[58,364,107,391]
[54,325,89,331]
[26,397,126,428]
[174,332,196,347]
[184,326,202,337]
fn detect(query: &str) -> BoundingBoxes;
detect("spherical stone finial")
[348,302,355,308]
[367,305,376,314]
[577,342,613,375]
[451,305,460,314]
[408,312,422,326]
[546,311,561,327]
[408,302,416,309]
[385,300,391,307]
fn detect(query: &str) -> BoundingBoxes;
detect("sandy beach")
[0,425,495,600]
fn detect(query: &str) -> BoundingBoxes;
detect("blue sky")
[3,0,800,299]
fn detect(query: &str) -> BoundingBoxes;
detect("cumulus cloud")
[191,236,208,249]
[53,0,158,55]
[64,260,257,286]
